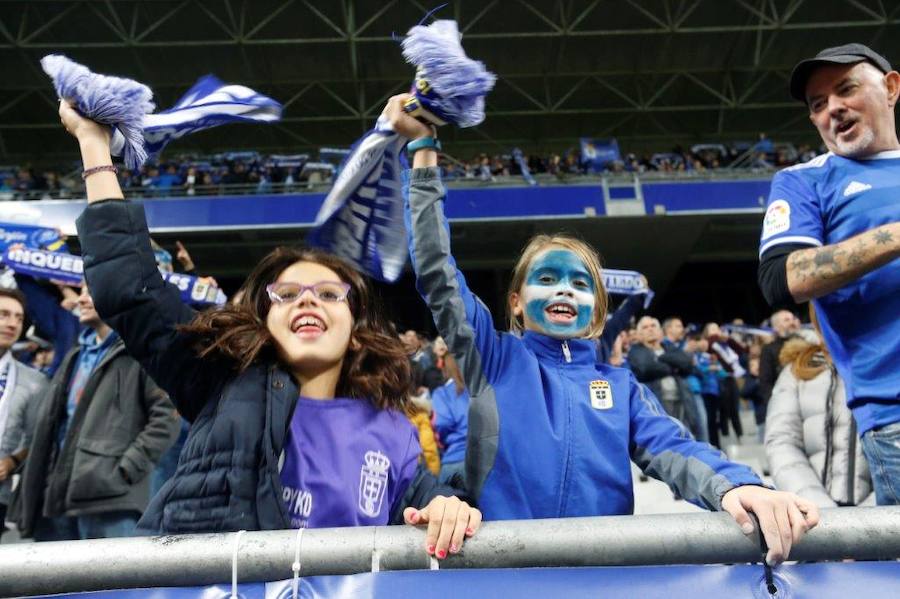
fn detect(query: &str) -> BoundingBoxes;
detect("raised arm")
[61,101,221,420]
[387,95,503,395]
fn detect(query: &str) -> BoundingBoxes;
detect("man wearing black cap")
[757,43,900,506]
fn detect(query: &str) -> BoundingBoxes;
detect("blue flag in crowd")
[42,55,282,169]
[2,247,227,307]
[309,20,495,282]
[580,138,621,172]
[134,75,282,161]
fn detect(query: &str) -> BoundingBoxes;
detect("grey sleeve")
[406,166,502,500]
[119,370,180,484]
[20,375,50,449]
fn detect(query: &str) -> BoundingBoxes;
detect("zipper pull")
[562,340,572,363]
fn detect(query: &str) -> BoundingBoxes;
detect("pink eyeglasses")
[265,281,351,304]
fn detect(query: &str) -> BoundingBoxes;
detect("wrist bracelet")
[407,137,441,156]
[82,164,118,180]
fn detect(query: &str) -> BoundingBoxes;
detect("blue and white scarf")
[41,55,282,169]
[1,247,226,307]
[722,324,774,338]
[309,20,494,282]
[308,116,409,282]
[603,269,654,308]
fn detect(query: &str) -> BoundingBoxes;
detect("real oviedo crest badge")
[358,450,391,518]
[589,380,614,410]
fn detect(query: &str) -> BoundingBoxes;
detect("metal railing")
[1,507,897,597]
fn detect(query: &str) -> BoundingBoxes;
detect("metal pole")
[1,507,898,597]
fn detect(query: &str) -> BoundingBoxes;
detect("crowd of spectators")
[0,135,825,201]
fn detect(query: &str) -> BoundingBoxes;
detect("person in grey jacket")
[628,316,699,433]
[13,283,179,540]
[766,337,873,508]
[0,288,49,539]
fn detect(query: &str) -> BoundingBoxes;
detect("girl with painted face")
[60,101,480,560]
[386,94,820,565]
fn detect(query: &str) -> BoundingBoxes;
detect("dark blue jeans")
[861,421,900,505]
[33,510,139,541]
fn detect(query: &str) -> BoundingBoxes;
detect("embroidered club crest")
[589,380,614,410]
[358,450,391,518]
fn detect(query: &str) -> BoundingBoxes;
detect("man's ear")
[884,70,900,107]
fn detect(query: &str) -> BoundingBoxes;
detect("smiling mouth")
[291,314,327,335]
[545,302,577,324]
[835,120,856,136]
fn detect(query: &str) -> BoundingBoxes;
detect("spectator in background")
[420,336,449,391]
[704,322,745,441]
[183,167,197,196]
[431,353,469,484]
[0,289,50,541]
[759,309,801,410]
[696,337,725,449]
[683,333,710,444]
[629,316,694,425]
[662,317,685,349]
[32,347,55,378]
[741,356,767,443]
[155,164,182,197]
[408,386,441,477]
[596,290,647,365]
[14,283,179,541]
[766,337,873,507]
[197,172,216,195]
[608,331,629,369]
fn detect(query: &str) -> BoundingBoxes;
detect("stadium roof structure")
[1,0,899,162]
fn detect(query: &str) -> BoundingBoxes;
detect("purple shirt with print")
[279,397,420,529]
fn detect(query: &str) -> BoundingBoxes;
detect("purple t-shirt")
[279,397,420,529]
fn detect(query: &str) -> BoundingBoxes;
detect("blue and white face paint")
[520,249,596,339]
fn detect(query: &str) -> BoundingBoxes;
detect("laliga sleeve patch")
[761,199,791,240]
[589,380,614,410]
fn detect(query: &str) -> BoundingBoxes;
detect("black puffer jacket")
[76,200,461,534]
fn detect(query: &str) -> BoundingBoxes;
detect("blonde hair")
[506,234,609,338]
[780,304,832,382]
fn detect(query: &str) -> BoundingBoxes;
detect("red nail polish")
[427,544,435,554]
[450,544,459,553]
[437,549,447,559]
[465,527,474,535]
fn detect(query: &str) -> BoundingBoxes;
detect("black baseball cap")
[789,43,893,103]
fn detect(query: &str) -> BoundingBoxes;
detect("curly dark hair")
[178,247,412,412]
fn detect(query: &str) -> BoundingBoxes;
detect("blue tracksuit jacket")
[406,167,763,519]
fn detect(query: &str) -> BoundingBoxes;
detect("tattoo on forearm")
[788,225,896,294]
[874,229,893,245]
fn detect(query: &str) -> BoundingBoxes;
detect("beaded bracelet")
[82,164,118,180]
